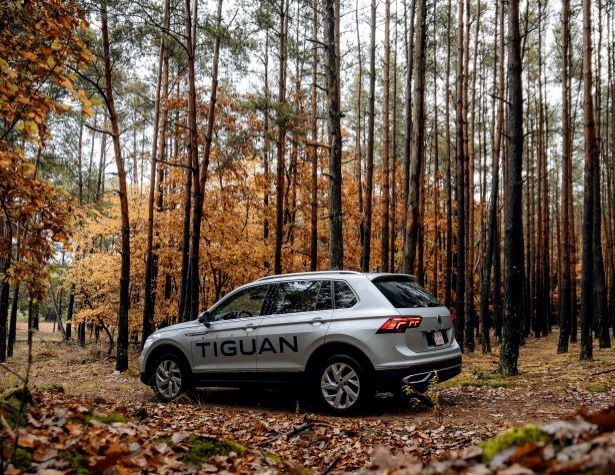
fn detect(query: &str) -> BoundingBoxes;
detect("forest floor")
[1,322,615,473]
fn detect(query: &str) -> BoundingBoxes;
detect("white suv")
[140,272,461,414]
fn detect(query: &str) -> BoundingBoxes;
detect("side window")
[210,285,269,321]
[269,280,322,315]
[315,280,333,310]
[334,280,358,309]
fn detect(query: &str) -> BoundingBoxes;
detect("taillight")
[450,312,457,327]
[376,316,423,333]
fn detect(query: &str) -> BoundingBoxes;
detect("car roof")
[255,271,417,282]
[256,270,363,282]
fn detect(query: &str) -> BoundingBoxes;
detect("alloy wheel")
[320,362,361,410]
[155,359,182,399]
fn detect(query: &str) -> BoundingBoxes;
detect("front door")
[190,284,271,374]
[256,280,333,372]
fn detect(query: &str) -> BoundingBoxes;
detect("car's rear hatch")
[369,274,454,353]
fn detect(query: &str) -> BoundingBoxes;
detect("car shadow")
[181,387,436,417]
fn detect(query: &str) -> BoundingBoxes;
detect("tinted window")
[315,280,333,310]
[210,285,270,321]
[269,280,323,314]
[374,279,441,308]
[334,281,358,309]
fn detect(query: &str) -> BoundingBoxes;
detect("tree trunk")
[7,282,19,356]
[141,0,169,346]
[326,0,343,270]
[310,0,319,271]
[381,0,391,272]
[188,0,222,319]
[95,112,107,203]
[401,0,416,270]
[179,0,198,322]
[402,0,426,276]
[0,221,11,362]
[274,0,287,275]
[66,284,74,341]
[361,0,377,272]
[499,0,524,376]
[264,30,270,247]
[101,3,130,372]
[77,121,84,205]
[444,0,452,308]
[580,0,597,361]
[454,0,466,348]
[480,0,505,355]
[558,0,572,353]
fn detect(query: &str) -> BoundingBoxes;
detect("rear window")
[334,281,358,309]
[374,279,442,308]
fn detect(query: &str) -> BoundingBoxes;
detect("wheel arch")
[144,342,191,384]
[305,341,375,377]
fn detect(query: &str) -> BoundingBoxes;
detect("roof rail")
[256,270,361,281]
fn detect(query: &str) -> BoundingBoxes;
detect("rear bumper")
[374,355,462,390]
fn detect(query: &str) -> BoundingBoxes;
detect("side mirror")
[198,311,212,327]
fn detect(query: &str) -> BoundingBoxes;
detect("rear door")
[371,276,453,353]
[189,284,271,374]
[256,280,333,372]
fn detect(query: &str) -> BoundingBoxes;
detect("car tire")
[151,352,191,403]
[314,354,373,415]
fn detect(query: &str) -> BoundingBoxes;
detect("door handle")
[244,323,257,331]
[311,317,323,326]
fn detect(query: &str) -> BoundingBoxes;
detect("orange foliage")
[0,0,90,298]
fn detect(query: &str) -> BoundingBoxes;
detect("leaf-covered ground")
[1,323,614,473]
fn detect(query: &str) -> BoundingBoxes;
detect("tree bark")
[179,0,198,321]
[580,0,597,361]
[401,0,416,270]
[480,0,505,355]
[7,282,19,356]
[558,0,572,354]
[361,0,377,272]
[499,0,524,376]
[141,0,169,346]
[274,0,287,275]
[326,0,343,270]
[310,0,319,271]
[381,0,391,272]
[402,0,426,276]
[188,0,222,319]
[444,0,452,308]
[454,0,466,348]
[101,3,130,372]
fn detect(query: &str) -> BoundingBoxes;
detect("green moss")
[40,382,65,394]
[443,377,512,389]
[181,437,245,466]
[443,369,513,389]
[59,450,89,475]
[586,383,609,393]
[0,386,31,427]
[9,447,33,470]
[153,436,172,446]
[86,411,128,424]
[481,424,549,462]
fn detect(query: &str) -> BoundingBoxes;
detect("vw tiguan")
[140,271,461,414]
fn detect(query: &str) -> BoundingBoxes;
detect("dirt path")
[2,325,614,472]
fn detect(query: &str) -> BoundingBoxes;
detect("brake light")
[450,312,457,327]
[376,316,423,333]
